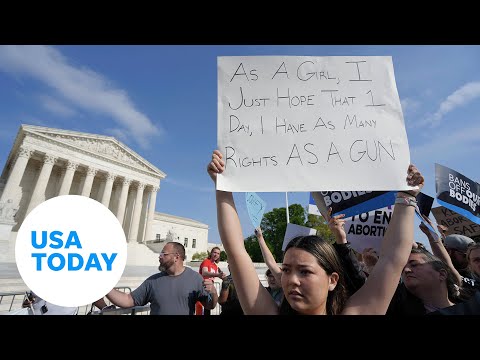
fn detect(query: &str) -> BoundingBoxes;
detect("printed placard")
[435,164,480,224]
[309,191,434,219]
[310,190,396,218]
[345,206,393,253]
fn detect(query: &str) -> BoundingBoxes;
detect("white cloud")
[39,94,76,117]
[0,45,163,148]
[410,124,480,164]
[163,177,212,193]
[409,124,480,203]
[418,81,480,128]
[105,128,129,143]
[400,98,420,122]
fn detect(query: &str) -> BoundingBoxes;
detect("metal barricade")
[90,305,151,315]
[0,291,28,313]
[0,287,134,315]
[1,282,227,315]
[78,286,133,315]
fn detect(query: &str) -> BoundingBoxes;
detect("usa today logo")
[15,196,127,307]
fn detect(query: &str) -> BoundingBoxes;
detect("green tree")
[247,203,306,262]
[305,211,335,244]
[220,250,228,261]
[242,203,334,262]
[192,251,208,261]
[244,234,264,262]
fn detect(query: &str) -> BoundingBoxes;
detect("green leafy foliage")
[244,235,264,262]
[192,251,208,261]
[220,250,228,261]
[243,203,333,262]
[305,211,335,244]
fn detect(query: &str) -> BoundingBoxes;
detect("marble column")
[116,178,130,226]
[96,178,106,202]
[56,168,66,195]
[81,167,97,197]
[138,189,149,243]
[101,173,116,208]
[26,154,57,215]
[128,182,145,242]
[0,145,33,206]
[58,161,78,196]
[145,186,159,243]
[77,172,86,196]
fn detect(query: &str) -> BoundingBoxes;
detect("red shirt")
[199,258,218,280]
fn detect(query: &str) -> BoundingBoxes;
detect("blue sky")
[0,45,479,249]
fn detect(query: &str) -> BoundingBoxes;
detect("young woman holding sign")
[208,149,424,315]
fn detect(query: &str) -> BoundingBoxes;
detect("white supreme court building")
[0,125,209,264]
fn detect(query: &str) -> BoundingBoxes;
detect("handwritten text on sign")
[245,192,266,229]
[217,56,410,192]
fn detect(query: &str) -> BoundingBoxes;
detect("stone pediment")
[22,125,165,177]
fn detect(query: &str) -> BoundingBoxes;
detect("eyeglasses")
[159,252,177,257]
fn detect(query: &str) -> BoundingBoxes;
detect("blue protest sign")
[245,192,266,229]
[435,163,480,225]
[309,191,396,218]
[415,210,439,241]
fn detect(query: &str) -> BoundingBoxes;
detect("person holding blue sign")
[208,149,424,315]
[254,227,282,285]
[254,227,284,305]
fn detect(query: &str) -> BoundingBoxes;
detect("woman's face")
[402,253,441,293]
[468,248,480,277]
[281,248,337,315]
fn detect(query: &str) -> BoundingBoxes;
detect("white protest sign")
[345,206,393,253]
[217,56,410,192]
[308,202,322,217]
[282,223,317,251]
